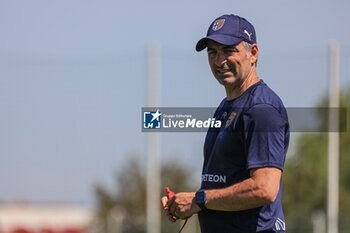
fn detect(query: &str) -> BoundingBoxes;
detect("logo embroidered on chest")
[222,112,227,120]
[225,112,237,128]
[212,19,225,31]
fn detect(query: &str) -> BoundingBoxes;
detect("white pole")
[146,43,161,233]
[327,41,339,233]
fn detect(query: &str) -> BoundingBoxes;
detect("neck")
[225,68,260,101]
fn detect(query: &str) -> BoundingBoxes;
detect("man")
[161,14,289,233]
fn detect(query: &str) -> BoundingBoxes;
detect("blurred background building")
[0,203,92,233]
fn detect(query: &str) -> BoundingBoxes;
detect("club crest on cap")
[212,19,225,31]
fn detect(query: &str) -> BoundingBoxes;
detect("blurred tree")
[94,183,118,233]
[282,86,350,232]
[94,157,199,233]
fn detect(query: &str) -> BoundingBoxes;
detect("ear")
[250,44,258,65]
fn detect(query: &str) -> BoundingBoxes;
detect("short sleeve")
[242,104,288,171]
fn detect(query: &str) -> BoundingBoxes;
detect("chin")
[217,76,238,86]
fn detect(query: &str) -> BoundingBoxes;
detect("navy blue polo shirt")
[199,80,289,233]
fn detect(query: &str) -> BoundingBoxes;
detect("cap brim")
[195,34,243,52]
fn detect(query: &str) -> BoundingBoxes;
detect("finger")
[168,216,176,222]
[161,196,168,208]
[170,215,176,222]
[164,206,174,218]
[165,208,173,217]
[165,209,176,222]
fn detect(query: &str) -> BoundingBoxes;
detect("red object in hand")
[165,187,188,233]
[165,187,175,199]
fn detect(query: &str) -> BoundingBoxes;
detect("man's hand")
[161,195,177,222]
[161,192,201,221]
[167,192,200,219]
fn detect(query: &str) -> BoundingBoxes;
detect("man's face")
[207,40,252,87]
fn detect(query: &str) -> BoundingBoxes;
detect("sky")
[0,0,349,205]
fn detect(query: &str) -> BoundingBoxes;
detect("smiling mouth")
[216,67,236,76]
[217,69,232,75]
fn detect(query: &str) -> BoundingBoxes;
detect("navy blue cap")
[196,14,257,52]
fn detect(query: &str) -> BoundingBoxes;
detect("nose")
[214,51,227,67]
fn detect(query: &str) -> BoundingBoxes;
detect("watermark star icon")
[151,109,161,122]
